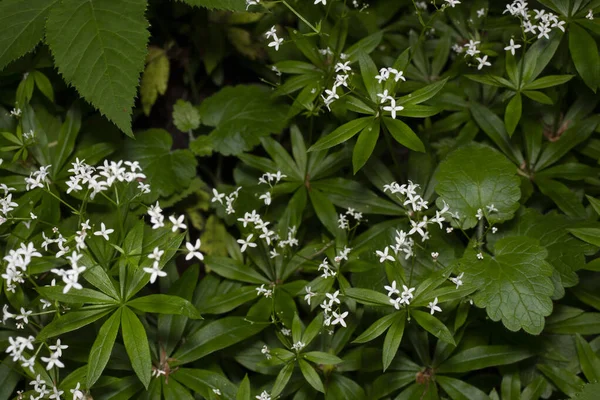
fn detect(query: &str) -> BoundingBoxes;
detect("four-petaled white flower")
[314,0,326,4]
[476,55,491,70]
[445,0,461,7]
[376,246,395,263]
[384,280,400,297]
[237,234,257,252]
[143,263,167,284]
[185,239,204,261]
[148,247,164,261]
[504,38,522,56]
[93,223,114,241]
[268,37,284,51]
[169,215,187,232]
[383,99,404,119]
[427,297,442,315]
[450,272,464,289]
[331,310,349,327]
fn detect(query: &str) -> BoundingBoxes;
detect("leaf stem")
[281,1,320,34]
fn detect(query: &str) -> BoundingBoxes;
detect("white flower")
[49,339,69,357]
[331,311,349,327]
[377,90,393,104]
[427,297,442,315]
[143,262,167,284]
[148,247,164,261]
[211,188,225,204]
[291,341,305,351]
[326,290,341,305]
[382,98,404,119]
[390,297,403,309]
[237,234,257,253]
[475,55,491,70]
[49,386,64,400]
[587,9,594,20]
[261,345,271,359]
[492,227,498,233]
[375,68,390,83]
[476,252,484,260]
[504,38,521,56]
[41,352,65,370]
[476,8,486,18]
[304,286,316,305]
[268,37,284,51]
[375,246,395,263]
[335,62,351,73]
[265,26,277,39]
[185,239,203,261]
[169,215,187,232]
[21,355,35,373]
[486,204,498,213]
[259,192,271,205]
[450,272,464,289]
[408,218,427,238]
[445,0,461,7]
[256,391,271,400]
[314,0,326,4]
[93,223,114,241]
[384,281,400,297]
[213,388,222,396]
[401,285,415,300]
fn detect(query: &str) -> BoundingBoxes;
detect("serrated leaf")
[200,85,289,155]
[173,99,200,132]
[123,129,197,201]
[435,143,521,229]
[178,0,247,11]
[45,0,150,136]
[461,236,554,334]
[0,0,58,71]
[141,47,169,116]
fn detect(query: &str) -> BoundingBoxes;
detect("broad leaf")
[435,143,521,229]
[173,99,200,132]
[45,0,150,136]
[200,85,289,155]
[461,236,554,334]
[0,0,58,70]
[123,129,197,201]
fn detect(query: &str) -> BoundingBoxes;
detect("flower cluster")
[384,281,416,309]
[0,184,17,225]
[265,26,284,52]
[337,208,362,229]
[258,170,287,205]
[322,61,352,110]
[212,186,242,215]
[320,290,348,329]
[25,165,51,191]
[2,243,41,293]
[504,0,566,38]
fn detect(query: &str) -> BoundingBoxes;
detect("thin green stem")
[281,0,320,33]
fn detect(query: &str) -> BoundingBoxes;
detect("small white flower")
[256,391,271,400]
[401,285,415,300]
[211,188,225,204]
[475,55,491,70]
[382,98,404,119]
[331,311,348,327]
[390,297,403,310]
[450,272,464,289]
[259,192,271,205]
[185,239,204,261]
[169,215,187,232]
[304,286,316,305]
[314,0,326,4]
[237,234,257,253]
[586,9,594,20]
[93,223,114,241]
[476,8,486,18]
[291,341,305,351]
[492,227,498,234]
[476,252,484,260]
[268,37,284,51]
[375,246,395,263]
[427,297,442,315]
[213,388,222,396]
[384,281,400,297]
[41,352,65,370]
[445,0,461,7]
[143,262,167,284]
[147,247,164,261]
[326,290,341,305]
[486,204,498,213]
[504,38,521,56]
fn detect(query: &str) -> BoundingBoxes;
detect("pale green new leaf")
[173,99,200,132]
[45,0,150,136]
[461,237,554,334]
[0,0,58,71]
[140,47,169,116]
[435,143,521,229]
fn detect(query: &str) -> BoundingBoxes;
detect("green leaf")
[127,294,202,319]
[236,375,251,400]
[140,47,169,116]
[123,129,197,201]
[304,351,343,365]
[352,118,380,174]
[461,236,554,334]
[309,188,340,235]
[383,117,425,152]
[524,74,574,90]
[570,383,600,400]
[501,372,521,400]
[568,228,600,247]
[204,255,269,284]
[173,317,267,364]
[537,179,587,218]
[37,307,113,340]
[588,195,600,216]
[522,31,562,83]
[344,287,391,307]
[397,78,448,105]
[438,346,533,373]
[576,334,600,383]
[52,105,81,178]
[200,85,289,155]
[353,312,398,344]
[299,359,324,393]
[162,378,194,400]
[0,0,57,70]
[308,117,374,152]
[569,23,600,92]
[436,376,491,400]
[121,306,152,389]
[174,368,237,399]
[173,99,200,132]
[358,50,379,102]
[411,309,455,346]
[504,93,522,137]
[198,286,256,314]
[177,0,246,11]
[465,74,514,88]
[435,143,521,229]
[36,286,117,305]
[272,363,295,398]
[470,102,522,164]
[523,90,554,105]
[87,308,122,388]
[382,312,406,371]
[538,364,585,397]
[45,0,150,136]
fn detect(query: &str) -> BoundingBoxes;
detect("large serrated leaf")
[461,236,554,334]
[0,0,58,70]
[177,0,246,11]
[45,0,150,136]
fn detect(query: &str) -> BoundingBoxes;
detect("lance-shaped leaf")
[309,117,374,152]
[87,308,122,388]
[437,345,533,373]
[435,143,521,229]
[37,306,113,340]
[461,236,554,334]
[45,0,150,136]
[121,306,152,389]
[127,294,202,319]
